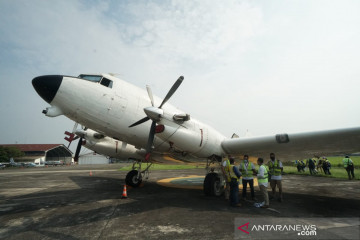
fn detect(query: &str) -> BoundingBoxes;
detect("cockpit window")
[78,75,102,83]
[100,78,113,88]
[78,74,113,88]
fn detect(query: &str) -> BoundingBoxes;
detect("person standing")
[297,160,305,172]
[308,158,316,175]
[256,158,269,208]
[317,157,324,173]
[323,158,331,175]
[239,154,256,200]
[221,157,231,200]
[267,153,283,202]
[229,157,242,207]
[343,155,355,180]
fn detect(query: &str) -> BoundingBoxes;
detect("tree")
[0,146,24,161]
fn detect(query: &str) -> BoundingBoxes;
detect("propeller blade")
[146,121,157,153]
[74,137,83,163]
[72,122,79,133]
[159,76,184,109]
[129,116,150,128]
[146,85,154,107]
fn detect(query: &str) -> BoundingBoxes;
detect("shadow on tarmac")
[1,173,360,239]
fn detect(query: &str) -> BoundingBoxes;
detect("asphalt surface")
[0,164,359,240]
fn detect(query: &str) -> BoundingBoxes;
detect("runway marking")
[162,156,186,163]
[157,175,259,190]
[157,175,204,189]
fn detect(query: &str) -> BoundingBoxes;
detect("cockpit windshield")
[78,75,102,83]
[78,74,113,88]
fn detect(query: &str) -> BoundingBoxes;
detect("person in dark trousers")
[229,157,242,207]
[297,160,305,172]
[343,155,355,180]
[307,158,316,175]
[322,158,331,175]
[239,154,256,200]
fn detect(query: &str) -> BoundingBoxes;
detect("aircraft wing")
[221,127,360,161]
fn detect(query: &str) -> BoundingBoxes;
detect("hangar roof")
[0,144,72,154]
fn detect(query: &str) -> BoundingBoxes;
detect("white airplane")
[32,74,360,196]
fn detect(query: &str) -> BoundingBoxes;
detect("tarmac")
[0,164,359,240]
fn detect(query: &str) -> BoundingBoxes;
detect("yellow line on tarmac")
[157,175,259,190]
[157,175,204,190]
[162,156,186,163]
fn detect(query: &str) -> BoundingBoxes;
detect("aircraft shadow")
[1,175,359,239]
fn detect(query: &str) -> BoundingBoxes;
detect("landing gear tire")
[203,173,223,197]
[125,170,142,187]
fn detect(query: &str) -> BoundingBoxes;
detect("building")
[0,144,73,164]
[78,152,110,165]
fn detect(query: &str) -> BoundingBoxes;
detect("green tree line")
[0,146,24,162]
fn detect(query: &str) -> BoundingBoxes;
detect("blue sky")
[0,0,359,152]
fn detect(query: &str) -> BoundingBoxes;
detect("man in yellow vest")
[239,154,256,200]
[255,157,269,208]
[267,152,283,202]
[229,157,242,207]
[221,157,231,200]
[343,155,355,180]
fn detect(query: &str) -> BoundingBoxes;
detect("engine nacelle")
[42,106,63,117]
[156,123,225,158]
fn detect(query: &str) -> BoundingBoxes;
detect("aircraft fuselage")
[33,74,226,158]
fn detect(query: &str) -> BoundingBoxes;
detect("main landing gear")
[125,159,152,187]
[203,155,225,197]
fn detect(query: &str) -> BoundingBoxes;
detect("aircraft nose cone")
[32,75,63,104]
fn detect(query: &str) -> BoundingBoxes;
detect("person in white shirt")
[255,157,269,208]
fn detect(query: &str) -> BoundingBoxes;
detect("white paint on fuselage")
[50,74,227,158]
[80,129,144,160]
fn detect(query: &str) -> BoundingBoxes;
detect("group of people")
[221,154,357,208]
[221,153,283,208]
[296,156,356,180]
[296,157,331,175]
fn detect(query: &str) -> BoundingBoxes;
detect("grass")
[284,156,360,168]
[325,156,360,168]
[119,163,202,171]
[283,166,359,180]
[283,156,359,180]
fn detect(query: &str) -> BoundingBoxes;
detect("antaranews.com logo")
[238,222,316,236]
[234,218,359,240]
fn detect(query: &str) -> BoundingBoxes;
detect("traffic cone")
[89,170,93,176]
[121,185,128,199]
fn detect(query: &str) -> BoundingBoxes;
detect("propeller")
[64,122,86,163]
[129,76,184,159]
[74,137,84,163]
[64,122,79,148]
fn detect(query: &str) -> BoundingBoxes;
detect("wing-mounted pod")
[173,113,190,122]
